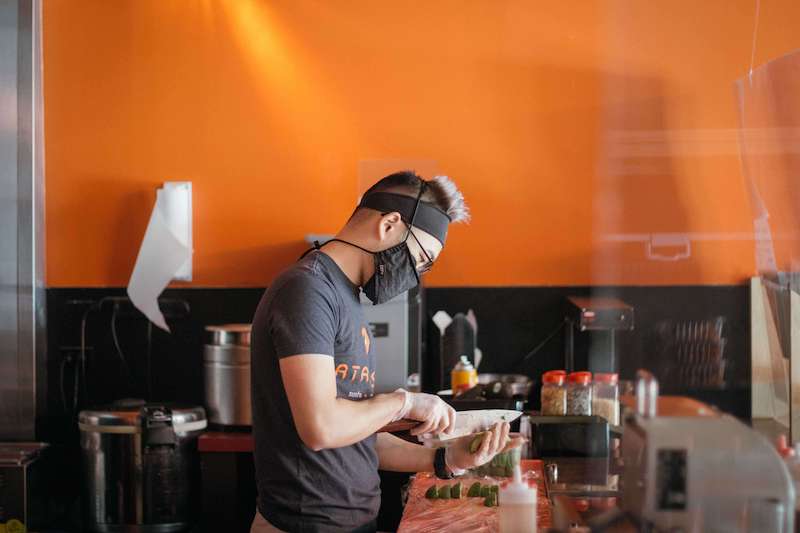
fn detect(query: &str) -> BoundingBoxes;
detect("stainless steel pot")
[79,400,207,532]
[477,373,533,397]
[203,324,251,426]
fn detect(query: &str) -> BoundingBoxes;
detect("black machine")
[564,296,634,374]
[0,443,49,529]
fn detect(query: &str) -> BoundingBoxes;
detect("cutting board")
[397,459,551,533]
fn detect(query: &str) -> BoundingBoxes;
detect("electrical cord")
[77,296,115,411]
[78,302,96,412]
[59,354,69,412]
[146,320,153,399]
[513,319,567,371]
[111,302,135,387]
[66,295,191,413]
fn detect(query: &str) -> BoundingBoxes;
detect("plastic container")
[451,355,478,395]
[786,451,800,510]
[540,370,567,415]
[566,372,593,416]
[791,444,800,512]
[777,437,800,512]
[468,441,522,478]
[499,464,537,533]
[592,373,619,425]
[776,435,795,458]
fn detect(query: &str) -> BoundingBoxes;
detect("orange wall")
[43,1,800,287]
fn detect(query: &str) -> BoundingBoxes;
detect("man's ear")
[379,212,403,240]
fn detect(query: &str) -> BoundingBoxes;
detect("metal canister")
[451,355,478,395]
[79,400,207,532]
[203,324,251,426]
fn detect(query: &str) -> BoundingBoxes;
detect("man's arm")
[280,354,405,451]
[377,422,523,474]
[376,433,436,472]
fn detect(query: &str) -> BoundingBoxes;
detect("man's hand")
[394,389,457,436]
[444,421,525,472]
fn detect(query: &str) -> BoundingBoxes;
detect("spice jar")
[540,370,567,415]
[592,373,619,425]
[566,371,593,416]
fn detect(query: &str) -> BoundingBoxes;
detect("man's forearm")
[376,433,436,472]
[308,391,405,450]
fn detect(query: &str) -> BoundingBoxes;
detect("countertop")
[199,429,627,531]
[396,456,625,532]
[199,430,254,453]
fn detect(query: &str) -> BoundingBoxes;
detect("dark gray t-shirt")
[251,250,379,533]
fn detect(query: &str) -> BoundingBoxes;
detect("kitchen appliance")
[564,296,634,374]
[79,400,207,532]
[476,373,532,398]
[204,324,252,426]
[0,442,48,529]
[361,287,422,393]
[522,415,610,458]
[620,370,794,532]
[651,317,728,389]
[437,373,533,411]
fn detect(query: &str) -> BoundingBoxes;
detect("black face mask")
[302,237,420,305]
[362,240,420,305]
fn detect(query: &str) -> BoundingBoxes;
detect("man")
[250,171,519,532]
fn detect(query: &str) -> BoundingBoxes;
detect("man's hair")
[362,170,470,223]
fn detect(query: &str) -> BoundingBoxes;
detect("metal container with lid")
[203,323,252,426]
[79,400,207,532]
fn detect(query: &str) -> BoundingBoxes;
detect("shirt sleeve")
[268,274,338,358]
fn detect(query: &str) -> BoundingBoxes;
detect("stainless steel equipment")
[0,442,48,529]
[621,370,794,532]
[79,401,207,532]
[204,324,251,426]
[477,373,532,398]
[437,374,531,412]
[0,0,46,441]
[361,288,422,393]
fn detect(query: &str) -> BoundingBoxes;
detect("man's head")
[349,171,470,273]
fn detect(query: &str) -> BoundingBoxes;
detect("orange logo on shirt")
[361,326,370,354]
[335,363,376,388]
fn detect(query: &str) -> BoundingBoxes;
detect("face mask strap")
[405,179,427,237]
[359,182,449,245]
[298,237,377,261]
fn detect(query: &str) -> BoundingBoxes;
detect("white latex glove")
[393,389,457,436]
[444,421,525,472]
